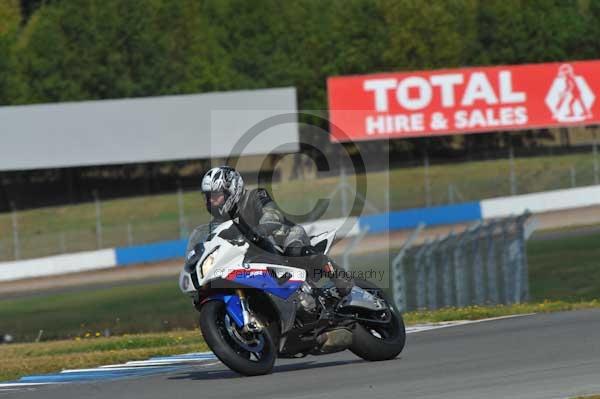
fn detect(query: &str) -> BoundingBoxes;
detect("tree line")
[1,0,599,156]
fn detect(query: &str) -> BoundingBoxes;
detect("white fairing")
[309,230,336,255]
[179,220,310,294]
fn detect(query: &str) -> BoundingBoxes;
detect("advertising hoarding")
[328,60,600,141]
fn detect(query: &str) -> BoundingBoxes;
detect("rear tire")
[199,300,277,376]
[349,279,406,361]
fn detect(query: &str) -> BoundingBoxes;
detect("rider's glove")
[251,225,269,243]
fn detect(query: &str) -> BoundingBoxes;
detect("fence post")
[11,202,20,260]
[509,146,517,196]
[486,222,499,304]
[513,218,524,304]
[452,234,464,307]
[455,222,481,307]
[512,212,533,303]
[441,232,455,308]
[93,191,103,249]
[501,219,513,304]
[520,212,536,302]
[472,225,485,305]
[415,243,428,310]
[424,152,432,207]
[391,224,424,313]
[127,221,134,247]
[426,239,441,309]
[177,186,188,239]
[59,232,66,253]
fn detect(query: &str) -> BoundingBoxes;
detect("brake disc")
[224,314,265,353]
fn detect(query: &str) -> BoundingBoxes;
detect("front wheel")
[199,300,277,376]
[349,279,406,361]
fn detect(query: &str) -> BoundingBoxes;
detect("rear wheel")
[199,300,277,376]
[349,279,406,361]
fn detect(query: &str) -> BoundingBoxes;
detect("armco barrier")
[115,239,188,266]
[481,185,600,219]
[0,249,116,282]
[358,202,482,233]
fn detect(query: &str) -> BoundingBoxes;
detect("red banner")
[327,60,600,142]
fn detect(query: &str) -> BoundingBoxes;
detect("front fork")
[202,289,263,333]
[236,289,264,333]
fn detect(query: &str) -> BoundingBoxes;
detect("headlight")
[181,274,190,291]
[200,250,217,277]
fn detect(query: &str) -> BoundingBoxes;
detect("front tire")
[349,279,406,361]
[199,300,277,376]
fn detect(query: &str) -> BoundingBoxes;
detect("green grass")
[0,330,209,382]
[0,281,195,341]
[402,300,600,325]
[1,151,600,261]
[528,231,600,301]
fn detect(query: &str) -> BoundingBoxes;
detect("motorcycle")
[178,220,405,376]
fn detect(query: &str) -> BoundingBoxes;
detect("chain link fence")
[0,171,381,262]
[0,144,596,262]
[392,213,537,313]
[0,190,206,262]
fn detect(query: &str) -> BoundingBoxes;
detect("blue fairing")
[227,271,302,299]
[205,271,302,328]
[204,294,244,327]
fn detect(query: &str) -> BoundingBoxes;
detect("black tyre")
[349,279,406,361]
[199,300,277,376]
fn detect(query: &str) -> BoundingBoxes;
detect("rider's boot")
[284,245,355,311]
[322,260,353,297]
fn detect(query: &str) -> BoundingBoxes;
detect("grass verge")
[0,329,208,382]
[0,280,194,341]
[402,300,600,325]
[528,230,600,301]
[2,300,599,383]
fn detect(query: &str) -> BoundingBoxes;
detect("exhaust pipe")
[316,328,353,353]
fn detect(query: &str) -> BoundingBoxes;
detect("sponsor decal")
[327,60,600,141]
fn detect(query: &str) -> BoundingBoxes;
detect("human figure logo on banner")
[545,64,595,122]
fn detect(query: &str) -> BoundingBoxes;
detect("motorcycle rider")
[189,166,352,297]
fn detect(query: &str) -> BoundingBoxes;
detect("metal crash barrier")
[392,212,537,312]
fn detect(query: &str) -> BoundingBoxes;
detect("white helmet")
[201,166,245,217]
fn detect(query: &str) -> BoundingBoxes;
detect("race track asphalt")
[4,309,600,399]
